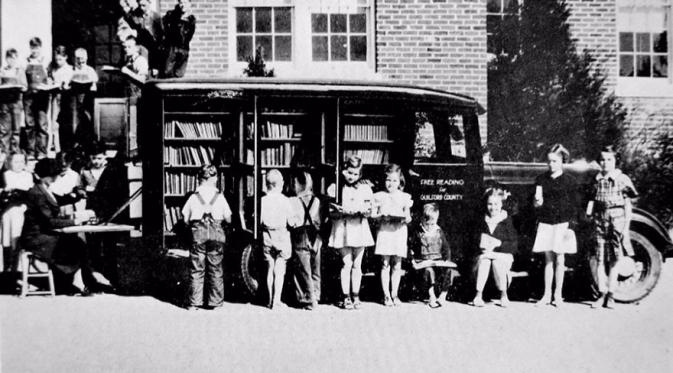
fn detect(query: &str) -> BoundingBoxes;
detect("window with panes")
[618,3,668,78]
[486,0,519,55]
[236,7,293,62]
[311,12,367,61]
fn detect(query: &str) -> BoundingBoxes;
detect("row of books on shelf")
[164,205,182,233]
[245,144,296,166]
[165,173,228,195]
[261,121,300,139]
[344,123,389,141]
[344,149,390,164]
[164,121,223,138]
[164,145,217,166]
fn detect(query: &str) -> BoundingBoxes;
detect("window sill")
[616,77,673,98]
[228,61,377,79]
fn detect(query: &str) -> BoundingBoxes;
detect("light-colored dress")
[328,184,374,249]
[2,170,34,247]
[373,190,413,257]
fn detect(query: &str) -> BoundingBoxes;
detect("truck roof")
[144,78,481,111]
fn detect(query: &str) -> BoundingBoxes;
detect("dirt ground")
[1,261,672,373]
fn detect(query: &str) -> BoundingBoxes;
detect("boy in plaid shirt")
[586,146,638,309]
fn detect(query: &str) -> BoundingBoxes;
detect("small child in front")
[587,146,638,309]
[408,203,452,308]
[372,164,412,306]
[181,164,232,310]
[261,169,294,309]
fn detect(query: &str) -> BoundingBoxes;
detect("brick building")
[0,0,671,144]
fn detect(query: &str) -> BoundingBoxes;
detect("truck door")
[407,109,483,262]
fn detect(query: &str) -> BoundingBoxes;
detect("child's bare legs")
[553,253,566,305]
[538,251,554,304]
[473,256,491,306]
[390,256,402,304]
[380,255,392,303]
[424,267,438,305]
[272,258,287,307]
[491,253,513,307]
[340,247,364,307]
[265,255,275,307]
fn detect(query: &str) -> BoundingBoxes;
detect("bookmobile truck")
[141,78,673,304]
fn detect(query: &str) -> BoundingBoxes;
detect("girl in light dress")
[328,155,374,310]
[1,151,34,270]
[532,144,579,307]
[371,164,412,306]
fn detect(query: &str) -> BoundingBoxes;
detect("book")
[479,233,502,251]
[411,259,457,270]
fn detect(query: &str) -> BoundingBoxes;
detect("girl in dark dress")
[532,144,579,307]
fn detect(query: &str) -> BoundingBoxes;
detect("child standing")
[328,155,374,310]
[0,48,27,154]
[472,188,519,308]
[1,151,34,270]
[408,203,453,308]
[181,164,232,310]
[587,146,638,309]
[80,143,108,198]
[532,144,578,307]
[261,169,294,309]
[23,37,50,159]
[372,164,412,306]
[289,171,322,310]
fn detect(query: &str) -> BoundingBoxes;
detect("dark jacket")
[20,183,76,260]
[477,215,518,255]
[163,6,196,50]
[409,224,451,261]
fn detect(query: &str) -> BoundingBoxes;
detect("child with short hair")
[587,146,638,309]
[24,37,50,159]
[1,151,34,270]
[532,143,578,307]
[47,45,73,154]
[328,155,374,310]
[289,171,323,310]
[181,164,232,310]
[372,164,412,306]
[261,169,294,309]
[473,187,519,308]
[0,48,27,154]
[408,203,453,308]
[80,143,107,196]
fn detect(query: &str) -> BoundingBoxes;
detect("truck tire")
[590,230,663,303]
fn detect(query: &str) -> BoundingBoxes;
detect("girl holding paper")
[532,144,579,307]
[472,187,518,307]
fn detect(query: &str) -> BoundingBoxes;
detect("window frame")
[486,0,521,56]
[310,12,368,62]
[234,6,294,63]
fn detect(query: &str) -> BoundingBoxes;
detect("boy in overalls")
[181,165,232,310]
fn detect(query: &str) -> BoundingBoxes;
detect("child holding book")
[261,169,294,309]
[24,37,50,159]
[371,164,412,306]
[289,171,322,310]
[532,143,578,307]
[328,155,374,310]
[1,151,34,270]
[408,203,453,308]
[587,146,638,309]
[181,164,232,310]
[0,48,27,154]
[473,187,518,308]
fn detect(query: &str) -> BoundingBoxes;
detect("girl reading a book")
[531,144,579,307]
[327,155,374,310]
[371,164,412,307]
[472,187,518,307]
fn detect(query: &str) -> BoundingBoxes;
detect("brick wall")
[377,0,488,138]
[160,0,229,77]
[566,0,673,139]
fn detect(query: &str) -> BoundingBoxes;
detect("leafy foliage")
[621,131,673,228]
[243,46,275,77]
[487,0,626,162]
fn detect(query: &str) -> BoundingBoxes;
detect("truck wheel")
[240,244,260,296]
[590,230,663,303]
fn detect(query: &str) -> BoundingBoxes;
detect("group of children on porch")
[185,143,638,311]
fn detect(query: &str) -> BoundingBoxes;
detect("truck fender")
[632,207,673,260]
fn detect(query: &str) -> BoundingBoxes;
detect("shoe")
[500,296,510,308]
[384,296,393,307]
[472,297,485,307]
[535,296,551,306]
[429,301,441,309]
[186,306,200,311]
[591,294,606,309]
[352,296,362,310]
[76,287,94,297]
[392,297,401,307]
[340,296,354,310]
[603,295,615,309]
